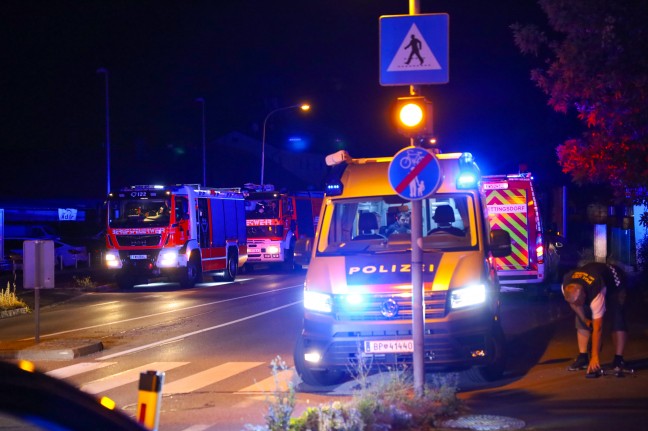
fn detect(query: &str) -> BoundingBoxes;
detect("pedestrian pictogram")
[387,24,441,71]
[380,14,449,86]
[388,147,441,200]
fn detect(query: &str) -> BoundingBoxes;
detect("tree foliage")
[511,0,648,209]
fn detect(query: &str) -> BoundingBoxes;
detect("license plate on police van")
[129,255,148,260]
[364,340,414,353]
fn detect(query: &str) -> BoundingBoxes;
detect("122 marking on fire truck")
[480,173,559,295]
[104,184,247,289]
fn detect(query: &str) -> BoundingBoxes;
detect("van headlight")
[450,284,486,309]
[304,291,333,313]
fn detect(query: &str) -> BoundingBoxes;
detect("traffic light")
[393,96,433,139]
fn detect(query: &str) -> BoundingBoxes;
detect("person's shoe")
[568,354,589,371]
[612,358,626,371]
[585,369,602,379]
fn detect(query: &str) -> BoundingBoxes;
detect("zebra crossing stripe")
[237,368,296,393]
[162,362,264,394]
[80,362,188,395]
[46,362,116,379]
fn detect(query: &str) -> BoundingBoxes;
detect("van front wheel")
[294,337,347,387]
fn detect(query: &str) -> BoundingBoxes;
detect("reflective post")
[137,370,164,430]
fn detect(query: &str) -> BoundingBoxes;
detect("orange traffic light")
[394,96,433,138]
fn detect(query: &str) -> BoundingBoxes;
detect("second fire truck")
[243,184,323,270]
[104,184,247,288]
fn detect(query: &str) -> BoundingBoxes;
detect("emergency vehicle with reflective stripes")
[243,184,323,270]
[104,184,247,289]
[293,150,512,387]
[480,173,558,293]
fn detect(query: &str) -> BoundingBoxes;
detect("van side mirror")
[294,237,313,268]
[490,229,511,258]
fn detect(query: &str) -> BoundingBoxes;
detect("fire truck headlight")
[159,250,179,267]
[267,245,280,254]
[105,251,121,268]
[450,284,486,309]
[304,291,333,313]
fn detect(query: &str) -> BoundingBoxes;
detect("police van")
[294,150,512,386]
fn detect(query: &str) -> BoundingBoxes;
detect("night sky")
[2,0,578,200]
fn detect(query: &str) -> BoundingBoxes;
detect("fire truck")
[104,184,247,289]
[480,173,559,296]
[243,184,323,270]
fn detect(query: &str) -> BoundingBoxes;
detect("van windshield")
[318,194,477,255]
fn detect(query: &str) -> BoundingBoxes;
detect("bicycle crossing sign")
[380,14,449,86]
[388,147,441,200]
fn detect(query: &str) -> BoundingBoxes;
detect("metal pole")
[196,98,206,186]
[408,0,425,398]
[260,104,302,188]
[97,68,111,196]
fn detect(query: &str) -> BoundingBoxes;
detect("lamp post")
[96,67,110,196]
[261,103,310,188]
[196,98,206,186]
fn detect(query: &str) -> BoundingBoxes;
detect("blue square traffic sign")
[380,14,449,86]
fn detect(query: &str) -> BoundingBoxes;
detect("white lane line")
[46,362,116,379]
[162,362,264,394]
[26,284,302,340]
[180,426,211,431]
[96,301,301,360]
[80,362,188,395]
[87,301,120,307]
[237,368,296,393]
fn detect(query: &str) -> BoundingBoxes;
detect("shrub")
[0,281,29,311]
[72,275,97,289]
[245,355,463,431]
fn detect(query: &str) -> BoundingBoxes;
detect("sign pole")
[408,0,426,401]
[34,241,42,343]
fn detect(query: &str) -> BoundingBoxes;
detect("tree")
[511,0,648,225]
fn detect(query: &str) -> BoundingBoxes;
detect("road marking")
[87,301,120,307]
[46,361,116,379]
[24,284,302,340]
[237,368,296,393]
[180,426,211,431]
[96,301,301,360]
[80,362,188,394]
[163,362,264,394]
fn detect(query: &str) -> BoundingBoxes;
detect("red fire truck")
[480,173,559,296]
[104,184,247,289]
[243,184,323,270]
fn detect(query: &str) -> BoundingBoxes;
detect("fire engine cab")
[104,184,247,289]
[243,184,323,270]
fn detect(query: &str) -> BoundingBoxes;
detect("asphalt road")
[1,267,647,430]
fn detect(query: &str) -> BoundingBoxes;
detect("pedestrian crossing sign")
[380,14,449,86]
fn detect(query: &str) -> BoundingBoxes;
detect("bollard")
[136,370,165,430]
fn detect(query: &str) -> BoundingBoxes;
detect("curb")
[9,339,104,361]
[0,306,30,319]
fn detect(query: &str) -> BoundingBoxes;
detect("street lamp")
[196,98,206,186]
[261,103,310,188]
[96,67,110,196]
